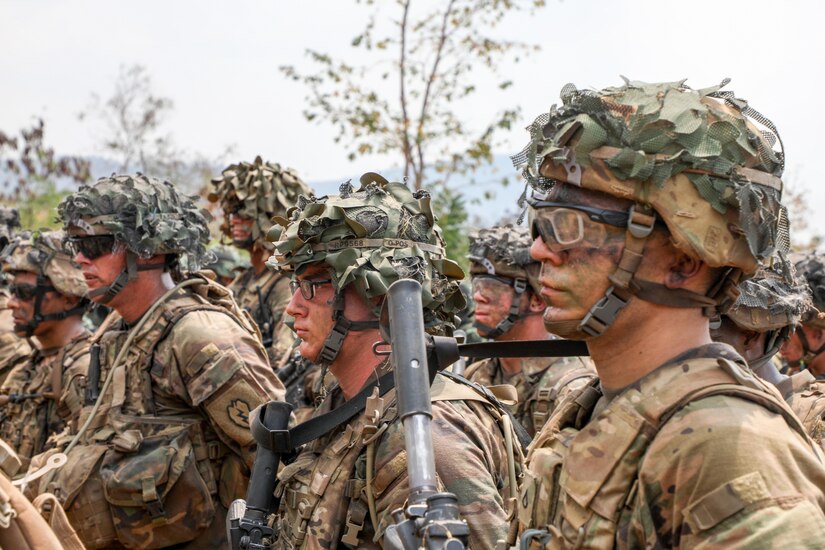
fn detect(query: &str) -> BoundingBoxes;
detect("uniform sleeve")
[372,400,512,550]
[631,395,825,548]
[168,311,286,466]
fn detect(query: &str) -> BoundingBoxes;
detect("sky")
[2,0,824,239]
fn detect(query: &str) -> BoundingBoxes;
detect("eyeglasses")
[65,235,116,260]
[9,283,54,301]
[527,204,626,252]
[289,278,332,301]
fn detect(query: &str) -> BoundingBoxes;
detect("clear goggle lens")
[529,207,609,251]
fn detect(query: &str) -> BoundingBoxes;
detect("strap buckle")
[580,286,630,337]
[627,204,656,239]
[520,528,551,549]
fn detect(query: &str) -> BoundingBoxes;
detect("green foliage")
[280,0,544,191]
[12,180,71,230]
[432,184,470,272]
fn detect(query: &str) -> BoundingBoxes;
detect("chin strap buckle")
[580,286,631,337]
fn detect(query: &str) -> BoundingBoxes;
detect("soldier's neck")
[588,302,712,391]
[113,271,176,324]
[33,316,86,350]
[496,315,548,376]
[330,328,385,400]
[250,247,268,276]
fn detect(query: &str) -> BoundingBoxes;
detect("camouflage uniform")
[465,225,595,436]
[0,231,90,470]
[209,157,318,422]
[514,80,825,547]
[33,174,286,550]
[0,208,30,384]
[267,173,524,549]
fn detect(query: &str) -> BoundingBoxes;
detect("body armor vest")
[520,356,816,549]
[47,277,260,549]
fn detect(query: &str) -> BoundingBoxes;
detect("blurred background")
[2,0,822,268]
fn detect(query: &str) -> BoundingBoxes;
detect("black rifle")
[226,400,293,550]
[84,343,101,406]
[382,279,469,550]
[277,352,316,410]
[255,285,274,348]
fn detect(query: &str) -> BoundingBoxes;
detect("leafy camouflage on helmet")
[1,230,87,297]
[793,253,825,328]
[205,245,249,281]
[468,225,541,294]
[268,173,465,332]
[725,254,812,333]
[513,78,787,273]
[57,174,213,269]
[0,207,20,248]
[208,156,312,246]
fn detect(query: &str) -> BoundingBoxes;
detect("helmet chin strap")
[474,278,529,339]
[316,292,379,365]
[16,275,89,337]
[87,251,166,304]
[542,203,740,340]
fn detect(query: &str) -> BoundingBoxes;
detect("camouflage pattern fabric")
[0,207,20,250]
[58,173,213,270]
[274,371,523,549]
[793,253,825,328]
[1,231,88,298]
[209,156,312,249]
[0,332,90,470]
[463,354,595,437]
[269,173,465,333]
[229,266,295,367]
[513,79,788,274]
[35,278,284,549]
[520,344,825,548]
[0,292,31,386]
[468,225,541,294]
[785,376,825,452]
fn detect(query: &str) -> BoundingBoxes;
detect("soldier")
[208,156,313,365]
[712,254,825,448]
[0,207,31,383]
[0,231,91,470]
[267,173,524,549]
[31,174,284,549]
[780,253,825,378]
[516,79,825,547]
[464,225,594,436]
[204,244,249,286]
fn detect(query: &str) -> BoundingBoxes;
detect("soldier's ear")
[528,291,545,313]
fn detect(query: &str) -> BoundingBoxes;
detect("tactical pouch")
[99,423,215,549]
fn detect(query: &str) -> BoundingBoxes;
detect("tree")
[280,0,544,191]
[80,64,175,175]
[0,119,91,228]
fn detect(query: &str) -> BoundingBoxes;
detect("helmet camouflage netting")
[267,173,466,333]
[208,156,312,246]
[726,253,812,333]
[793,252,825,328]
[2,230,88,298]
[0,207,20,248]
[57,173,213,270]
[468,225,541,294]
[512,78,788,274]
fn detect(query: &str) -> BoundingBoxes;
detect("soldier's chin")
[232,236,254,249]
[542,310,589,340]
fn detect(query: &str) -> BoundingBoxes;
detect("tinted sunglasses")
[65,235,116,260]
[9,283,54,301]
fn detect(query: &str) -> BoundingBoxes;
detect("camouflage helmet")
[514,78,786,274]
[514,79,787,338]
[205,244,249,281]
[793,253,825,329]
[208,156,312,249]
[468,225,541,294]
[0,207,20,249]
[58,174,212,267]
[268,173,465,342]
[1,230,87,298]
[725,254,811,334]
